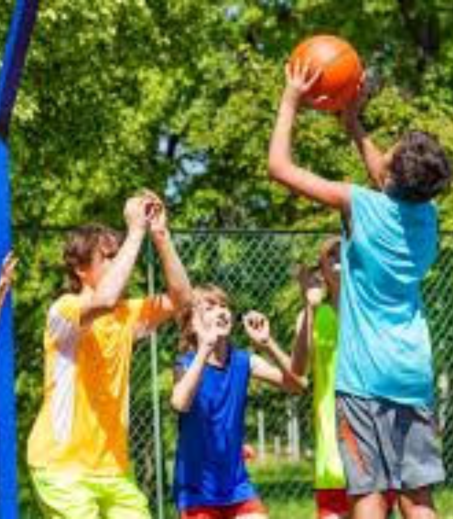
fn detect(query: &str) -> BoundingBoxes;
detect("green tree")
[2,0,453,513]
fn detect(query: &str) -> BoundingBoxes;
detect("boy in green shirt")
[294,238,395,518]
[294,238,347,518]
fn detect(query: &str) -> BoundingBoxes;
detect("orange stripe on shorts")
[338,412,367,475]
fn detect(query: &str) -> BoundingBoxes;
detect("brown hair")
[63,224,123,293]
[178,284,231,353]
[388,130,451,202]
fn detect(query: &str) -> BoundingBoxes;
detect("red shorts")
[180,498,267,518]
[384,490,397,510]
[316,489,349,518]
[316,488,397,518]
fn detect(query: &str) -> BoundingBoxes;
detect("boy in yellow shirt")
[28,192,191,519]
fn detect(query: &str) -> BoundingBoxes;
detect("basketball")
[289,35,363,112]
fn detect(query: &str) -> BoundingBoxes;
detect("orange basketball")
[289,35,363,112]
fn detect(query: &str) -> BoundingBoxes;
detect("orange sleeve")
[127,295,176,332]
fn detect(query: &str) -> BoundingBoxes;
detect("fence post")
[257,409,266,461]
[291,400,300,461]
[274,435,281,458]
[147,243,165,519]
[438,370,449,432]
[286,400,292,458]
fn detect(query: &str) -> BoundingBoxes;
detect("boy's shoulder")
[175,350,196,368]
[351,184,437,220]
[349,184,389,218]
[228,345,253,372]
[231,345,250,360]
[48,292,81,315]
[351,184,386,203]
[175,346,250,368]
[46,294,83,344]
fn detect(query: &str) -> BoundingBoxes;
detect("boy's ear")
[74,267,87,285]
[99,233,121,258]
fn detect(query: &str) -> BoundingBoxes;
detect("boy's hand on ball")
[338,72,368,132]
[243,311,272,349]
[284,59,326,109]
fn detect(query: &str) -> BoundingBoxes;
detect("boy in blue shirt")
[268,61,451,519]
[171,284,307,518]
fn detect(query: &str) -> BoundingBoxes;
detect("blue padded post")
[0,1,39,517]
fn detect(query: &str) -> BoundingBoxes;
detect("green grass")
[249,459,453,518]
[434,489,453,519]
[19,490,453,518]
[248,459,314,518]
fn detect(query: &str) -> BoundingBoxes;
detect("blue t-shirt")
[173,346,257,511]
[336,186,438,408]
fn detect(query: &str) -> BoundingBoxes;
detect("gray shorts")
[336,393,445,495]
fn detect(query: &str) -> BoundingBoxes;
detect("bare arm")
[269,64,351,212]
[339,76,391,191]
[290,306,315,377]
[0,252,17,314]
[0,282,8,312]
[250,340,307,394]
[80,197,148,323]
[291,265,326,376]
[146,193,192,312]
[0,285,8,312]
[244,311,307,393]
[152,231,192,312]
[88,230,144,310]
[171,305,221,412]
[171,349,210,413]
[344,118,388,190]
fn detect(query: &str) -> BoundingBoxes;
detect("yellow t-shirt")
[28,293,174,475]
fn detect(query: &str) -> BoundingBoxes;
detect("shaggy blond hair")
[178,284,231,353]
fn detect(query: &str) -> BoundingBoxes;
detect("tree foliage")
[2,0,453,512]
[1,0,452,231]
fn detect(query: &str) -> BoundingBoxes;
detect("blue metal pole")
[0,1,39,517]
[0,0,39,138]
[0,141,18,519]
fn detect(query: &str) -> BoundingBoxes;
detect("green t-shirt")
[312,303,346,489]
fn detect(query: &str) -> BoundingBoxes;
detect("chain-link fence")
[128,230,453,519]
[18,229,453,518]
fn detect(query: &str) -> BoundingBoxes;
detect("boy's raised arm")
[146,193,192,313]
[338,74,400,191]
[171,308,220,413]
[269,62,351,213]
[340,94,389,190]
[290,266,324,377]
[81,197,148,321]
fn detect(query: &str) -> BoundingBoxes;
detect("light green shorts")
[30,469,151,519]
